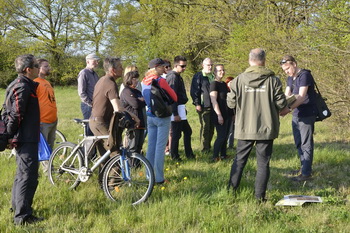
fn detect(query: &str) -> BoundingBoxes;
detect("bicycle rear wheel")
[54,129,67,148]
[102,153,155,205]
[48,142,83,189]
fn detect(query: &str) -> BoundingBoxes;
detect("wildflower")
[183,177,188,180]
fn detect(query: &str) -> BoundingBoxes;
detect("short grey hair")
[103,57,121,72]
[202,57,212,65]
[15,54,36,74]
[249,48,266,64]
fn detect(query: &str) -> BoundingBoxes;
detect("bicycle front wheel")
[48,142,83,190]
[102,153,155,205]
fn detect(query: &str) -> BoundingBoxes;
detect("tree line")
[0,0,349,134]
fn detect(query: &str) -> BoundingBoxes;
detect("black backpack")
[150,78,174,118]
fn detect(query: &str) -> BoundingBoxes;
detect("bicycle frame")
[58,134,133,183]
[59,135,111,177]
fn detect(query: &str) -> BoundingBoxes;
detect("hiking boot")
[291,174,312,182]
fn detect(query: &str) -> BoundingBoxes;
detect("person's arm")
[190,73,202,112]
[78,71,92,106]
[6,84,30,137]
[285,86,292,96]
[289,86,308,110]
[227,78,237,110]
[210,89,223,125]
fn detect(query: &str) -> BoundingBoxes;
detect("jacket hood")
[142,73,158,85]
[242,66,275,88]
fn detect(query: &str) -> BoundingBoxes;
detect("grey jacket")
[227,66,287,140]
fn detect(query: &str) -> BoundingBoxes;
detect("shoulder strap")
[313,79,322,95]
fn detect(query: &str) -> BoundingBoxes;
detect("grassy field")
[0,86,349,232]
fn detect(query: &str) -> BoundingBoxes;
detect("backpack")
[0,81,18,151]
[150,78,173,118]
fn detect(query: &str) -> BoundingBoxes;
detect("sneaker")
[291,174,312,182]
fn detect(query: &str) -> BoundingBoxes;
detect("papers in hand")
[171,104,187,121]
[275,195,322,206]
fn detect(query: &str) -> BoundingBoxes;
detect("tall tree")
[2,0,79,70]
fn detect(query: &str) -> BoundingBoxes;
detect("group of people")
[2,47,317,225]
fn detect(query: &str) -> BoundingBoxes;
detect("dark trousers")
[228,139,273,200]
[292,115,315,176]
[12,142,39,224]
[81,102,93,136]
[197,107,214,151]
[126,129,145,154]
[213,120,230,159]
[170,120,194,159]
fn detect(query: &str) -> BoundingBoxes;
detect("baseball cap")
[148,58,166,69]
[86,53,100,60]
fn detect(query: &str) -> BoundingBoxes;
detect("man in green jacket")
[227,48,289,201]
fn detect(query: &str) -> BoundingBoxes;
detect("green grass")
[0,86,349,232]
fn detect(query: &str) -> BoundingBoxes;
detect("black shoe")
[291,174,312,182]
[15,215,44,225]
[172,157,183,162]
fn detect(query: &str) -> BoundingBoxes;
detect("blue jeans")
[81,102,93,136]
[146,116,171,183]
[292,115,315,176]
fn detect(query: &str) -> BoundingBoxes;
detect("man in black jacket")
[190,58,214,152]
[4,54,43,225]
[166,56,195,161]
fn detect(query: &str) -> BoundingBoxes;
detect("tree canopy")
[0,0,349,131]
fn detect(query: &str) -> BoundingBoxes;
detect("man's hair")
[124,71,140,86]
[249,48,266,65]
[214,64,224,74]
[37,58,49,67]
[202,57,212,64]
[15,54,36,74]
[103,57,121,72]
[174,56,186,65]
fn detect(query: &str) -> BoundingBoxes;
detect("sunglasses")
[280,60,291,65]
[178,65,187,68]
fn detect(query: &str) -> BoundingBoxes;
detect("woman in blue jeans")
[141,58,177,184]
